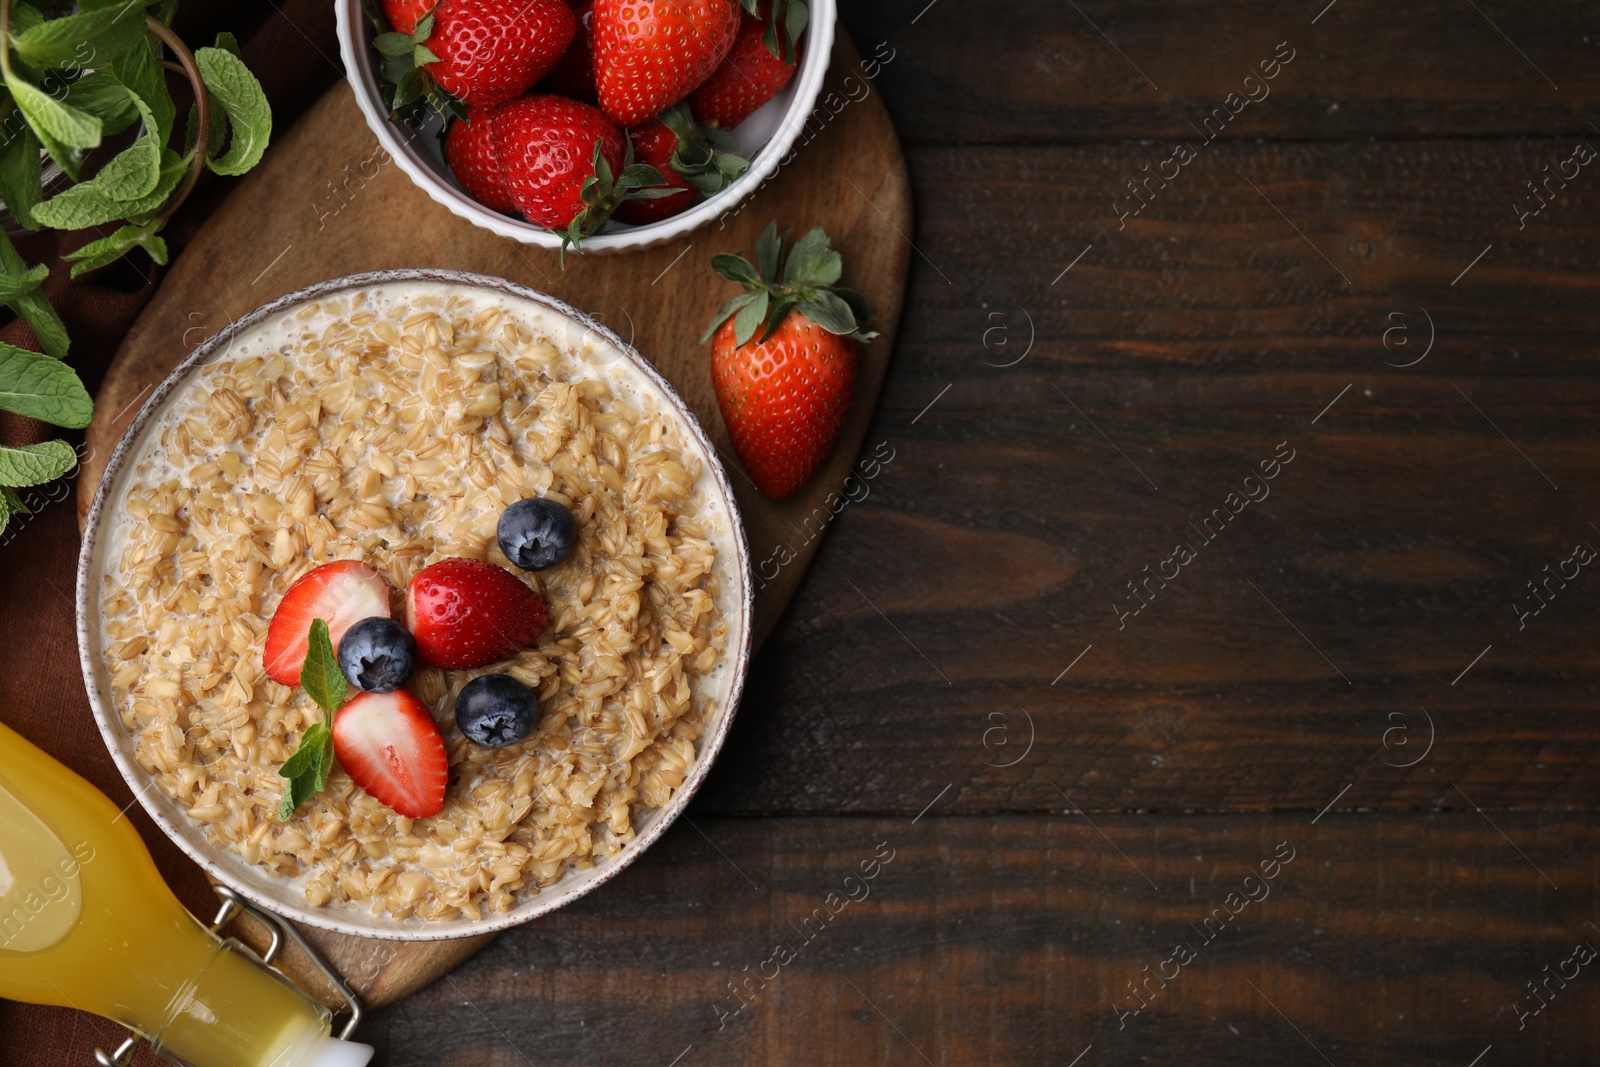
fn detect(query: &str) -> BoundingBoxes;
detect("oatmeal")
[97,282,735,922]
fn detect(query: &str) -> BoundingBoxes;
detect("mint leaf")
[276,762,321,821]
[194,46,270,176]
[7,74,102,173]
[1,486,32,516]
[278,722,330,780]
[61,70,141,137]
[313,728,336,793]
[214,31,241,58]
[0,262,49,302]
[78,90,162,201]
[12,2,145,68]
[0,344,93,428]
[65,222,168,277]
[301,618,348,716]
[34,147,187,230]
[0,231,67,358]
[112,37,176,139]
[0,126,43,230]
[277,620,347,819]
[0,440,77,486]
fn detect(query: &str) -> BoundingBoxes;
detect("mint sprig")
[277,618,346,821]
[0,2,271,539]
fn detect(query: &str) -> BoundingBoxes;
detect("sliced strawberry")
[405,557,549,670]
[332,690,449,818]
[446,106,518,214]
[264,561,391,686]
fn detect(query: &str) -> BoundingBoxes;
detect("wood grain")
[694,135,1600,817]
[841,0,1600,143]
[73,33,909,1010]
[366,813,1600,1066]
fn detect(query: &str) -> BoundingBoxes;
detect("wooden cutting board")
[74,32,909,1010]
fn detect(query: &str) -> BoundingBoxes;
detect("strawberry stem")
[703,221,876,347]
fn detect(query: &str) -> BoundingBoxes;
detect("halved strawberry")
[264,561,391,686]
[332,690,449,818]
[405,557,549,670]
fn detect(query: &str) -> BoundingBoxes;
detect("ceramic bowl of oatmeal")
[75,269,752,941]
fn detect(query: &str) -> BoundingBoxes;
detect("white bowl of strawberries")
[335,0,836,254]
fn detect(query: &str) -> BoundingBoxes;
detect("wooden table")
[366,3,1600,1063]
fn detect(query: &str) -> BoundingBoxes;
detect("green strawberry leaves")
[559,140,674,262]
[703,222,876,347]
[277,618,347,821]
[362,0,463,121]
[741,0,808,64]
[657,104,749,197]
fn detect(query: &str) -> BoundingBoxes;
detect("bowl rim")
[332,0,838,253]
[75,268,755,941]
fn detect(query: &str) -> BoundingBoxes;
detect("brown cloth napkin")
[0,3,341,1063]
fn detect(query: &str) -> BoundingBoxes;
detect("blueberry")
[336,616,417,694]
[454,674,538,748]
[497,497,576,571]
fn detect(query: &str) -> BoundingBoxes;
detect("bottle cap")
[304,1037,375,1067]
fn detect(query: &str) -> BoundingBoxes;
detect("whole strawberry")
[615,104,748,225]
[703,223,875,500]
[540,0,599,102]
[494,94,673,251]
[373,0,575,113]
[445,106,517,214]
[405,557,549,670]
[593,0,740,126]
[381,0,434,35]
[691,0,806,129]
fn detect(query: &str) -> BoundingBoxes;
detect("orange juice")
[0,719,372,1067]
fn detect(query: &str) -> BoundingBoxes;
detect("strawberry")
[493,94,672,251]
[405,557,550,670]
[690,0,806,129]
[381,0,434,35]
[445,106,517,214]
[541,0,599,103]
[614,104,748,225]
[332,689,449,818]
[703,223,875,500]
[371,0,575,115]
[593,0,740,126]
[264,561,391,686]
